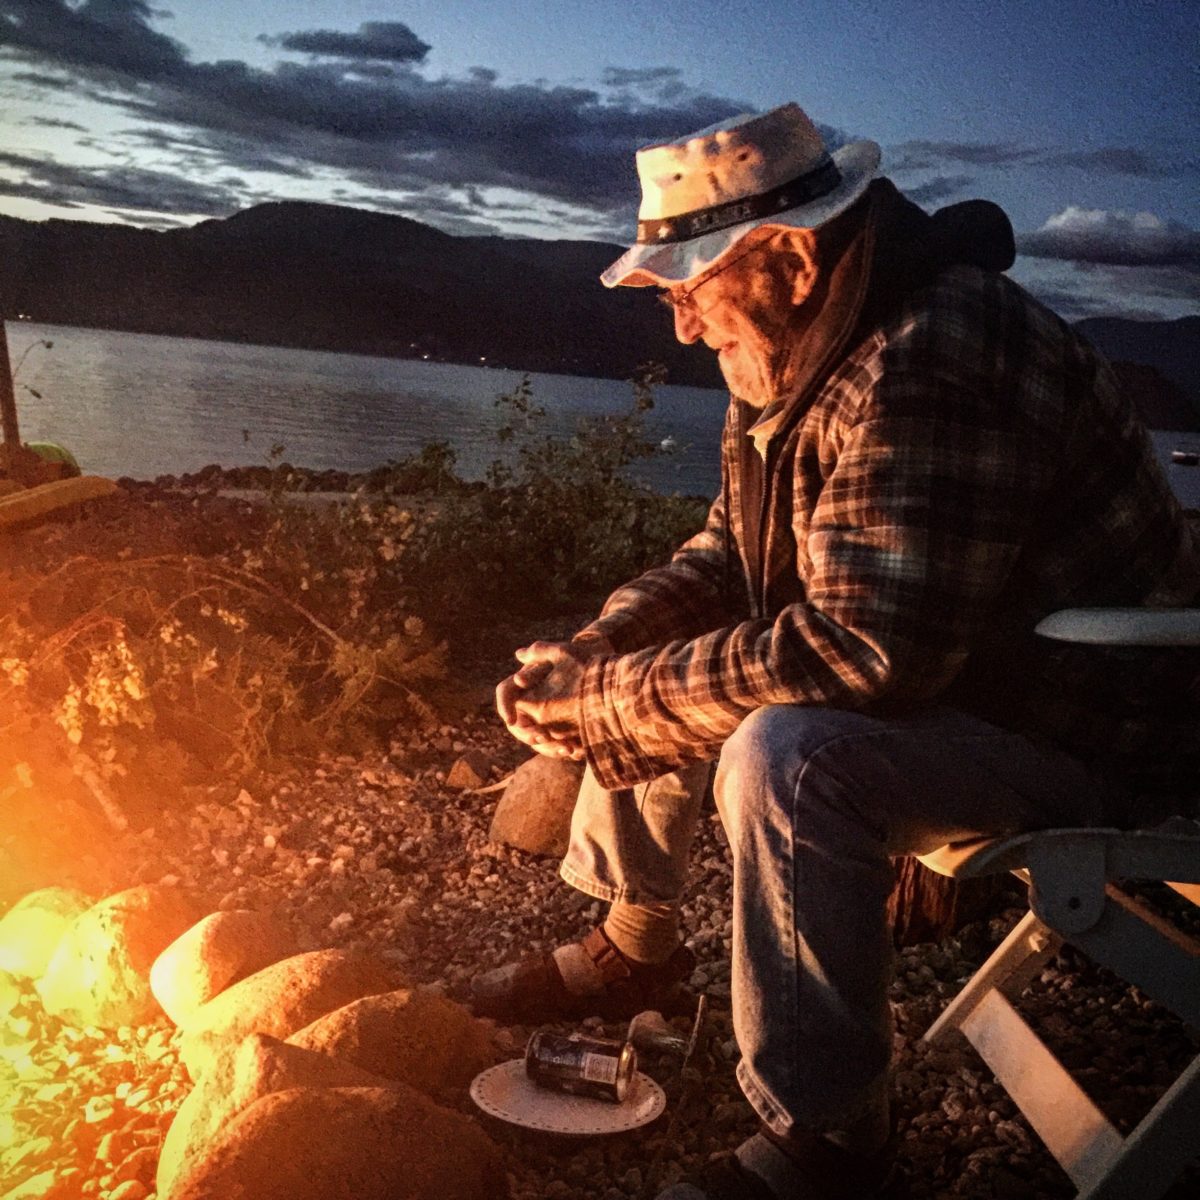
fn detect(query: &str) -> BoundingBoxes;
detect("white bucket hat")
[601,102,881,288]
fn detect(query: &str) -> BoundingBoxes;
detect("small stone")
[112,1145,157,1185]
[1,1171,58,1199]
[489,756,583,856]
[84,1094,115,1123]
[107,1182,148,1200]
[445,750,492,790]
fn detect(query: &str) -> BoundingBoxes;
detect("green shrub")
[408,366,708,636]
[0,364,710,818]
[0,489,450,821]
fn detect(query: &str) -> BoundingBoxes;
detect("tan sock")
[602,900,681,965]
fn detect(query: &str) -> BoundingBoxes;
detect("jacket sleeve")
[576,370,1054,788]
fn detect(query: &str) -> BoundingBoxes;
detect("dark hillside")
[2,202,1194,408]
[0,203,720,386]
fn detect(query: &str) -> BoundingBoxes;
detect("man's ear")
[779,227,820,306]
[772,226,820,307]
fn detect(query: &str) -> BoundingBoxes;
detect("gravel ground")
[3,705,1199,1200]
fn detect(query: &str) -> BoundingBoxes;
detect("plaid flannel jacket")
[573,264,1200,801]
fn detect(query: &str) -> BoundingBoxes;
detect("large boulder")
[36,885,201,1027]
[0,887,95,980]
[487,756,582,856]
[167,1085,507,1200]
[288,989,493,1099]
[158,1033,395,1197]
[151,910,297,1027]
[178,949,398,1080]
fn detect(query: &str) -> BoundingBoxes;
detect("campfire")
[0,877,506,1200]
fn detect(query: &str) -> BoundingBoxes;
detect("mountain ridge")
[0,202,1194,419]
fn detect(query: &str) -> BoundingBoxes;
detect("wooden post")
[0,303,20,454]
[0,299,46,483]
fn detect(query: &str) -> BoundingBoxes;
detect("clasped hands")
[496,638,610,761]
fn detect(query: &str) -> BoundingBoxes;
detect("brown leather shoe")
[470,925,696,1023]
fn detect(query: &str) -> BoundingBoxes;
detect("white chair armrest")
[1034,608,1200,646]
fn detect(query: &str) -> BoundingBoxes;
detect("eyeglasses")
[655,240,767,319]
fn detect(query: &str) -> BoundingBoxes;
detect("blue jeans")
[561,705,1118,1137]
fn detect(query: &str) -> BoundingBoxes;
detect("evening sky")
[0,0,1196,321]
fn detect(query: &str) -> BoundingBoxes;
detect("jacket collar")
[741,178,1016,456]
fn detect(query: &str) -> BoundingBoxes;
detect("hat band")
[636,157,842,246]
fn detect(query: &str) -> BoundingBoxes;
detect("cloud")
[258,22,430,64]
[890,139,1196,184]
[1020,279,1115,321]
[901,174,974,207]
[890,140,1038,172]
[601,66,692,104]
[1019,206,1200,266]
[603,67,683,88]
[26,115,87,131]
[115,125,317,179]
[8,68,81,89]
[1041,147,1174,178]
[1020,264,1199,323]
[0,0,188,80]
[0,0,748,222]
[0,150,246,215]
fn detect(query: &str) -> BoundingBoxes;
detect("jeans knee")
[716,706,888,840]
[719,706,796,788]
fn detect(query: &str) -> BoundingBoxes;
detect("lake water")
[8,321,728,495]
[8,321,1198,508]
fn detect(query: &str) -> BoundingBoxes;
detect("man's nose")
[673,301,705,345]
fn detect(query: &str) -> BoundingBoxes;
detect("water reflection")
[13,322,727,495]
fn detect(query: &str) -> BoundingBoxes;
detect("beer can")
[524,1028,637,1103]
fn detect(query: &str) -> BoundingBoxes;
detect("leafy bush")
[0,490,450,822]
[0,364,710,821]
[408,365,708,635]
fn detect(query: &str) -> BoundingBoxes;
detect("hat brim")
[601,139,881,289]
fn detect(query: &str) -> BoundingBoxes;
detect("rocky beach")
[4,698,1200,1199]
[0,477,1197,1200]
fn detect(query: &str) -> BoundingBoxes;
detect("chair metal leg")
[923,909,1062,1047]
[1077,1054,1200,1200]
[961,988,1124,1188]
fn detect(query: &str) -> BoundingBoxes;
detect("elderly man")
[473,103,1199,1200]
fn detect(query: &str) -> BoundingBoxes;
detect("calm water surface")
[10,321,1198,507]
[11,322,728,495]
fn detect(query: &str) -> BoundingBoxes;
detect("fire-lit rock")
[287,988,494,1099]
[0,1169,67,1199]
[0,887,95,980]
[444,750,493,790]
[487,755,583,857]
[150,909,298,1027]
[108,1182,150,1200]
[166,1085,508,1200]
[34,885,201,1028]
[157,1032,396,1197]
[178,949,398,1080]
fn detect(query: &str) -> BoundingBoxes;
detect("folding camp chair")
[918,608,1200,1200]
